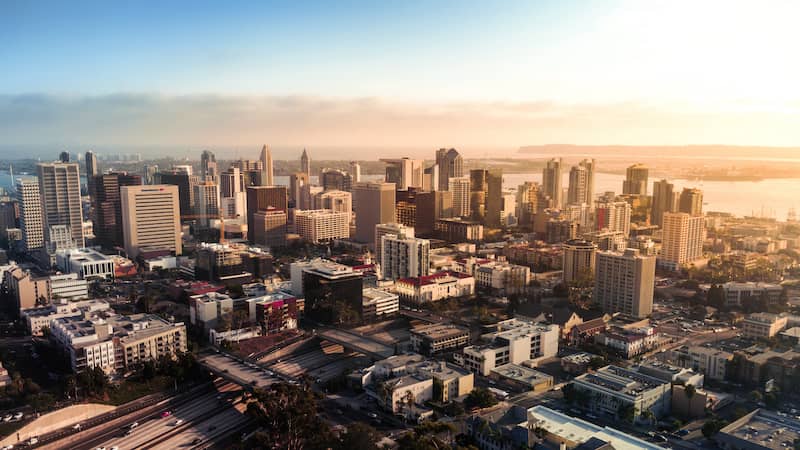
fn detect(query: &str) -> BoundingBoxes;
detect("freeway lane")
[147,402,251,449]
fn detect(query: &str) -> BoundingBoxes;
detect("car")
[676,429,690,436]
[160,411,171,418]
[368,413,378,419]
[129,421,139,429]
[1,444,14,450]
[13,412,23,420]
[2,415,11,422]
[73,423,82,430]
[27,438,38,445]
[173,419,183,426]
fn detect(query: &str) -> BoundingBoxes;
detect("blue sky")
[2,0,800,152]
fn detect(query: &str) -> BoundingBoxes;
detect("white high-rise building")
[120,185,182,258]
[295,209,350,244]
[595,199,631,237]
[449,177,471,218]
[350,161,361,183]
[594,248,656,318]
[660,212,705,271]
[542,158,563,209]
[193,181,220,228]
[16,179,44,251]
[562,239,597,285]
[381,233,430,281]
[375,223,414,259]
[37,162,84,247]
[567,165,589,206]
[260,144,274,186]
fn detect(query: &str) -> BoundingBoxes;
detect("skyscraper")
[90,172,142,249]
[85,151,99,178]
[120,185,182,258]
[580,158,596,204]
[314,190,352,215]
[37,161,84,247]
[542,158,563,209]
[375,223,414,258]
[380,233,430,280]
[193,181,221,228]
[300,148,311,176]
[16,179,44,251]
[515,182,539,228]
[252,207,287,248]
[201,150,218,181]
[660,212,705,271]
[435,148,463,191]
[449,177,471,218]
[353,182,396,247]
[246,186,288,240]
[321,168,352,192]
[595,198,632,237]
[562,239,597,285]
[382,158,424,190]
[350,161,361,183]
[623,163,648,195]
[290,172,312,210]
[469,169,488,222]
[485,169,503,228]
[260,144,274,186]
[155,171,194,218]
[59,151,70,163]
[678,188,703,216]
[219,167,246,220]
[594,248,655,318]
[651,179,676,227]
[567,165,588,206]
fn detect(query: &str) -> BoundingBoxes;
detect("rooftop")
[574,365,667,397]
[491,363,553,385]
[410,323,469,340]
[397,270,473,287]
[719,409,800,450]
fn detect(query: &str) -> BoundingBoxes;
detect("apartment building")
[294,209,350,243]
[571,365,672,423]
[461,318,559,376]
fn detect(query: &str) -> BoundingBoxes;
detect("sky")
[2,0,800,157]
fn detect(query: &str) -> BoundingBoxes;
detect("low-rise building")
[669,345,733,381]
[361,288,399,321]
[409,323,470,356]
[571,365,672,424]
[395,271,475,303]
[490,363,554,393]
[700,282,783,308]
[635,361,704,387]
[22,299,111,335]
[742,313,789,339]
[55,248,115,280]
[716,408,800,450]
[561,352,598,375]
[435,218,484,242]
[461,318,559,376]
[594,326,661,359]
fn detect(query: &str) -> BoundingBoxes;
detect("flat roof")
[719,409,800,450]
[410,323,469,339]
[491,363,553,385]
[574,365,667,396]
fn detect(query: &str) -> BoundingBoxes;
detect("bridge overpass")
[317,328,395,359]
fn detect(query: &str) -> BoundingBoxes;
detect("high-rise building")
[516,182,539,228]
[193,181,221,228]
[300,148,311,176]
[660,212,705,271]
[595,198,632,236]
[321,168,352,192]
[232,159,263,187]
[567,165,588,206]
[416,190,453,235]
[37,161,84,247]
[542,158,563,209]
[353,182,396,247]
[485,169,503,228]
[449,177,471,218]
[436,148,463,191]
[219,167,246,220]
[290,172,311,210]
[295,209,350,243]
[59,151,70,163]
[623,164,649,196]
[423,164,439,192]
[17,179,44,251]
[313,190,352,215]
[155,171,194,217]
[120,185,182,258]
[564,203,592,230]
[201,150,218,181]
[90,173,142,249]
[382,158,424,190]
[651,179,676,227]
[252,207,286,248]
[350,161,361,183]
[85,151,99,178]
[375,223,414,258]
[260,144,274,186]
[246,186,288,240]
[580,158,596,204]
[594,248,656,318]
[562,239,597,285]
[469,169,488,222]
[381,233,430,280]
[678,188,703,216]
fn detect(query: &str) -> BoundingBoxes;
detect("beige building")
[562,239,597,285]
[313,190,352,215]
[742,312,788,339]
[353,181,396,247]
[594,248,656,318]
[294,209,350,243]
[121,185,182,258]
[113,314,188,371]
[448,177,471,218]
[37,162,84,247]
[660,212,705,271]
[16,179,44,251]
[252,208,287,248]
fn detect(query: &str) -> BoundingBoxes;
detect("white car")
[173,419,183,426]
[73,423,82,430]
[13,412,23,420]
[2,414,11,422]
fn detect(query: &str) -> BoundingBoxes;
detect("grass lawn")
[104,376,174,406]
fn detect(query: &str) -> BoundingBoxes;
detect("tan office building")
[121,185,182,258]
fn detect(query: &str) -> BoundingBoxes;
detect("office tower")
[300,148,311,176]
[0,201,17,236]
[120,185,181,258]
[155,171,193,217]
[321,168,353,192]
[435,148,463,191]
[567,165,588,206]
[47,224,76,253]
[142,165,158,185]
[37,161,84,247]
[651,179,675,227]
[381,233,430,280]
[314,190,352,214]
[59,151,70,163]
[90,172,142,249]
[295,209,350,243]
[200,150,218,181]
[449,177,471,218]
[85,151,99,178]
[546,219,578,244]
[542,158,563,209]
[623,163,649,195]
[414,191,453,236]
[595,198,631,237]
[232,159,264,187]
[353,182,396,247]
[260,144,274,186]
[382,158,424,190]
[290,172,312,210]
[469,169,488,222]
[246,186,288,240]
[502,192,517,226]
[580,158,596,204]
[678,188,703,216]
[375,223,414,258]
[562,239,597,285]
[515,182,539,228]
[252,207,287,247]
[485,169,503,228]
[172,164,193,175]
[594,248,656,318]
[660,212,705,271]
[350,161,361,183]
[219,167,246,220]
[423,164,439,191]
[193,181,221,228]
[16,179,44,251]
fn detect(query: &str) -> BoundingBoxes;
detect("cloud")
[0,93,798,159]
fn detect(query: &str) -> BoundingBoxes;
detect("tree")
[702,418,727,439]
[335,422,381,450]
[588,356,606,370]
[464,388,498,410]
[246,382,334,450]
[685,384,696,399]
[749,390,763,403]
